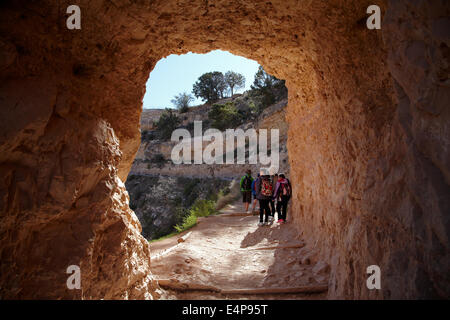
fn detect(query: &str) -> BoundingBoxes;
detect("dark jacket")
[255,176,272,200]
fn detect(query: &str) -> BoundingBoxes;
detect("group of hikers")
[240,168,292,226]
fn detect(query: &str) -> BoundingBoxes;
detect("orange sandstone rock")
[0,0,448,299]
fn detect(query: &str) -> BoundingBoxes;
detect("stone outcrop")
[0,0,448,299]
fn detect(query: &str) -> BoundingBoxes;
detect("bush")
[190,199,217,217]
[154,108,181,140]
[208,102,243,130]
[173,199,217,233]
[174,211,198,233]
[141,130,156,142]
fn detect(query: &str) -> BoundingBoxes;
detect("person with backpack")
[250,173,260,213]
[273,173,292,224]
[269,173,278,222]
[255,168,273,226]
[240,169,254,212]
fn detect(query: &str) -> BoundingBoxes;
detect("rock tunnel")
[0,0,449,299]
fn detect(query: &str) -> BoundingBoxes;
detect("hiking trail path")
[149,200,329,300]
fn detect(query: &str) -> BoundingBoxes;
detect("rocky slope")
[125,175,230,239]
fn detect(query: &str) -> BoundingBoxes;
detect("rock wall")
[125,175,230,240]
[287,0,449,299]
[0,0,448,299]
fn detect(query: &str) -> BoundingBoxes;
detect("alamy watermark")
[367,5,381,30]
[66,5,81,30]
[65,5,381,31]
[366,265,381,290]
[170,121,280,172]
[66,265,81,290]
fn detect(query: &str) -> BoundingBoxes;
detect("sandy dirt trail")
[150,201,329,299]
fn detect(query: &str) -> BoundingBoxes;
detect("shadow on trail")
[240,222,298,248]
[239,220,327,291]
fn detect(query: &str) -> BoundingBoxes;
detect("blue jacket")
[251,178,258,196]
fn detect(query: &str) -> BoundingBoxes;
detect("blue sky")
[142,50,260,109]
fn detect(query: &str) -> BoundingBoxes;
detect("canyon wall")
[287,0,449,299]
[0,0,448,299]
[126,175,230,239]
[132,98,289,178]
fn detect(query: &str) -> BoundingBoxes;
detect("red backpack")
[260,178,273,196]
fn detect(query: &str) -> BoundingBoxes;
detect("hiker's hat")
[259,168,270,176]
[268,167,277,176]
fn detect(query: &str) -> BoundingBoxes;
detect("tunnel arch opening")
[127,49,291,240]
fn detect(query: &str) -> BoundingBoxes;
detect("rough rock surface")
[0,0,448,299]
[125,175,229,239]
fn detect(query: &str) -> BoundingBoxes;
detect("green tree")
[225,71,245,96]
[192,71,227,103]
[171,92,193,113]
[251,66,287,108]
[208,102,243,131]
[154,108,180,140]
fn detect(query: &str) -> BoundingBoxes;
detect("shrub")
[174,211,197,233]
[189,199,217,217]
[248,100,258,114]
[208,102,243,130]
[154,108,181,140]
[173,199,216,233]
[141,130,156,142]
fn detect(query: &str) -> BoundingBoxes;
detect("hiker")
[250,173,260,213]
[273,173,292,224]
[269,173,278,221]
[240,169,254,212]
[255,168,273,226]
